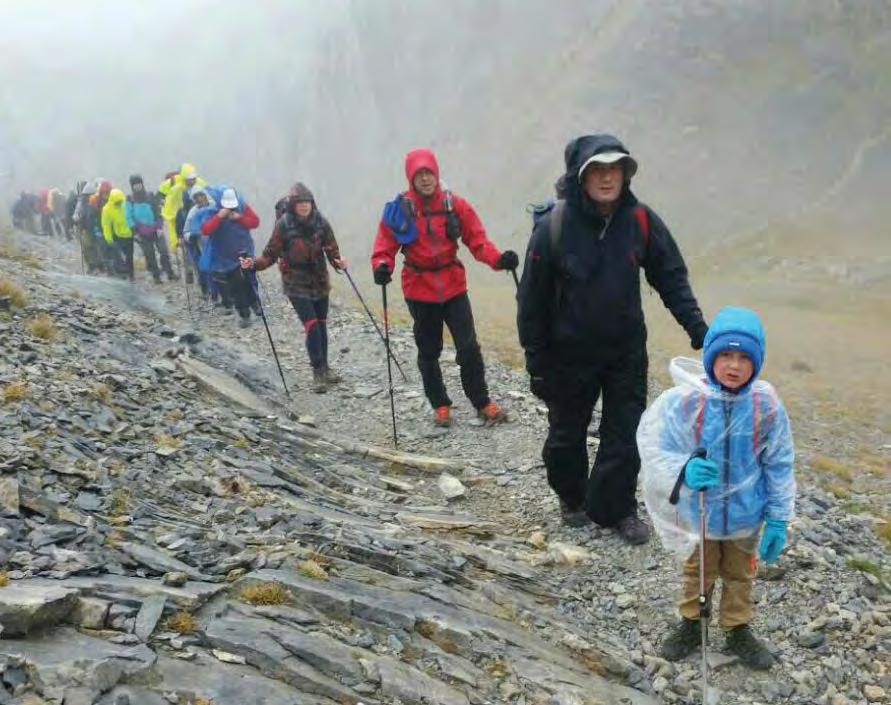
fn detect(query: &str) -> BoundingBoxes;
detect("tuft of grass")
[482,657,511,679]
[105,530,126,547]
[0,571,9,587]
[876,520,891,547]
[238,581,290,605]
[166,408,185,421]
[232,437,250,450]
[822,482,851,500]
[26,313,59,341]
[847,557,884,579]
[166,611,198,633]
[297,559,329,581]
[92,383,112,403]
[154,433,182,448]
[810,455,854,481]
[3,381,29,404]
[110,488,132,515]
[0,279,27,308]
[416,620,461,655]
[0,245,42,270]
[191,699,213,705]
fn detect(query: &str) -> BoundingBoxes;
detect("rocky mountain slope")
[0,227,890,704]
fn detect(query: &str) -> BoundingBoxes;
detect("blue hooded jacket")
[641,307,796,542]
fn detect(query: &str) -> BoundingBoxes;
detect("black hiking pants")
[214,267,257,320]
[114,236,134,280]
[406,292,490,410]
[542,346,648,526]
[289,295,329,370]
[137,233,174,282]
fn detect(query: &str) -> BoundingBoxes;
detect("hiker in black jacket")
[517,133,708,544]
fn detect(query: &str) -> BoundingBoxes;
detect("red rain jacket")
[371,149,502,303]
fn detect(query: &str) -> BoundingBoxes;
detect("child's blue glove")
[758,518,787,564]
[684,457,720,490]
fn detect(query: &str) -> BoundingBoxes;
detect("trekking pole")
[509,268,519,289]
[667,447,713,705]
[240,258,291,398]
[381,281,398,447]
[175,246,193,318]
[78,231,85,275]
[698,487,710,704]
[341,269,408,382]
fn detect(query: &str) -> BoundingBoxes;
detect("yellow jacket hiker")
[159,162,206,249]
[101,190,131,244]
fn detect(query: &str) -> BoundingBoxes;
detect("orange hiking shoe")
[478,401,507,425]
[433,405,453,427]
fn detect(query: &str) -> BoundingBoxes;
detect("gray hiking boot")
[312,368,327,394]
[616,513,651,545]
[661,619,701,661]
[559,500,589,528]
[725,625,775,670]
[325,367,343,384]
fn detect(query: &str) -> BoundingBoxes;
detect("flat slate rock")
[0,583,79,637]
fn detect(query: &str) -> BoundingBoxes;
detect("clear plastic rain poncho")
[638,357,796,558]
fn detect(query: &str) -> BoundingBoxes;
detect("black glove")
[498,250,519,271]
[690,321,708,351]
[373,263,392,286]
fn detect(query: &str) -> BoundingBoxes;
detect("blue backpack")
[381,194,418,245]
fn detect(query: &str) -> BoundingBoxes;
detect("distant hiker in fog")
[64,182,85,241]
[240,182,347,394]
[517,134,708,543]
[126,174,175,284]
[199,187,260,328]
[160,163,206,281]
[372,149,519,428]
[73,182,103,274]
[101,189,135,280]
[90,180,116,273]
[11,192,37,234]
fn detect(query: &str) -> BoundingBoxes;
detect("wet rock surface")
[0,228,889,704]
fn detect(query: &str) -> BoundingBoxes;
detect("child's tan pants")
[679,536,758,628]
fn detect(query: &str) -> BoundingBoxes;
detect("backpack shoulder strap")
[548,199,566,260]
[634,204,650,249]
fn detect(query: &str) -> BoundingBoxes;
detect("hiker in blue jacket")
[126,174,175,284]
[638,305,796,669]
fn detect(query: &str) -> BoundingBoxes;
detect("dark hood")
[562,134,638,217]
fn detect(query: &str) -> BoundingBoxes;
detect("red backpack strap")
[751,387,778,453]
[634,205,650,250]
[684,390,706,445]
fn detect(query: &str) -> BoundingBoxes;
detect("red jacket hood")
[404,149,440,189]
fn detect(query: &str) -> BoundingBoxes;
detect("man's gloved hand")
[758,518,787,564]
[498,250,519,271]
[690,321,708,351]
[373,263,392,286]
[684,456,720,490]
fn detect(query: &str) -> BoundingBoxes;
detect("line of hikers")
[15,133,795,673]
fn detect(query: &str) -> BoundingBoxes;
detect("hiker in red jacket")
[371,148,519,427]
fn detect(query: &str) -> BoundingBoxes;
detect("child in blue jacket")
[638,306,795,669]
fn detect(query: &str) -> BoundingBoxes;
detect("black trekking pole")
[78,231,86,275]
[175,246,193,318]
[509,267,519,289]
[239,257,291,398]
[381,281,398,447]
[341,269,408,382]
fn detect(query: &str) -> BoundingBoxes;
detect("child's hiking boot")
[312,368,327,394]
[559,499,589,527]
[478,401,507,425]
[725,625,775,670]
[616,513,651,545]
[661,619,701,661]
[433,405,452,427]
[325,367,343,384]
